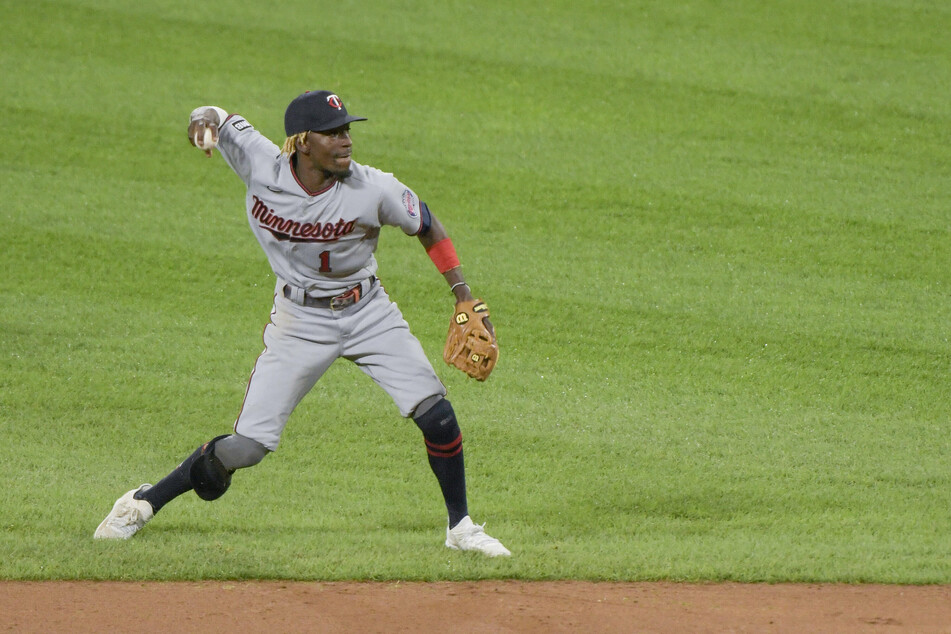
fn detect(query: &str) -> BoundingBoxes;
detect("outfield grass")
[0,0,949,582]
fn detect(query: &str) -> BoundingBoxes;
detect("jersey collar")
[285,154,337,197]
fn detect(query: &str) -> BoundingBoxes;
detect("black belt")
[283,276,375,310]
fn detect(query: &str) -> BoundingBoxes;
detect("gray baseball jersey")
[213,112,446,451]
[217,114,424,296]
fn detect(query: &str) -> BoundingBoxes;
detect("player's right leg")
[95,306,337,540]
[93,433,268,540]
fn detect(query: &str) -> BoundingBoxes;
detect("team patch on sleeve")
[228,116,252,132]
[401,189,419,218]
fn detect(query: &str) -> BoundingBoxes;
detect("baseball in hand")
[201,127,216,150]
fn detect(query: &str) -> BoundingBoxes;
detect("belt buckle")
[330,284,361,311]
[330,295,351,310]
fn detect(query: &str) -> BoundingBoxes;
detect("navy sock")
[425,434,468,528]
[134,445,202,513]
[415,399,470,528]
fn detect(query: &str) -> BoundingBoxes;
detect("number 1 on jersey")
[319,250,332,273]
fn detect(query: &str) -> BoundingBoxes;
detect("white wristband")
[189,106,228,126]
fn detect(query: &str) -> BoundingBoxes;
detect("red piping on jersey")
[233,301,278,439]
[290,156,337,196]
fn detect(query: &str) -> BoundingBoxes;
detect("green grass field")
[1,0,949,582]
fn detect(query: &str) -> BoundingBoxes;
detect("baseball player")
[94,90,510,557]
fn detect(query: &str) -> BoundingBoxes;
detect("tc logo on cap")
[327,94,343,110]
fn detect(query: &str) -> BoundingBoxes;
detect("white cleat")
[94,484,154,540]
[445,516,511,557]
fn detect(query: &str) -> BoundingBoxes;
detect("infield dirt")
[2,581,949,632]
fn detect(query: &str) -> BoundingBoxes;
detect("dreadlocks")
[280,132,308,156]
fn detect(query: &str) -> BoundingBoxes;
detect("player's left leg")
[343,287,510,556]
[412,396,510,557]
[412,395,468,528]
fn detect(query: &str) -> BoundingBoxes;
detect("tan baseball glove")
[444,299,498,381]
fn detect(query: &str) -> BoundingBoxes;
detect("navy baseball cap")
[284,90,367,136]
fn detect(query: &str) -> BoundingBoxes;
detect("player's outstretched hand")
[187,117,218,157]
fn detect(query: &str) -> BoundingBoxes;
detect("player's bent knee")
[413,397,460,446]
[190,435,235,501]
[413,394,444,419]
[215,433,269,470]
